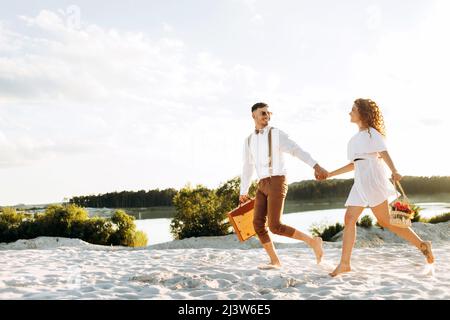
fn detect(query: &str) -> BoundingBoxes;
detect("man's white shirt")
[240,125,318,195]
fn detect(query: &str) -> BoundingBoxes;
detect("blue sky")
[1,0,449,205]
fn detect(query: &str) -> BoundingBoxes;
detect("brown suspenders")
[247,127,274,177]
[268,127,273,176]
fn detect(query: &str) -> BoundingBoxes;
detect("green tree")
[215,176,258,213]
[171,185,229,240]
[110,210,137,246]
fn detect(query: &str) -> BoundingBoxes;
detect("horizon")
[1,1,450,206]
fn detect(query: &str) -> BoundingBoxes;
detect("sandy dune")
[0,222,448,300]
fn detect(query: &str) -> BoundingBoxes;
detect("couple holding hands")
[238,99,434,277]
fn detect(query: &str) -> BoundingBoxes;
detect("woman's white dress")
[345,127,397,208]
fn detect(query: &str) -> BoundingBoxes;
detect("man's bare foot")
[258,262,281,270]
[311,237,323,264]
[420,241,435,264]
[329,263,351,277]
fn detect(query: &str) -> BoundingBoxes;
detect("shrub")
[17,218,40,240]
[215,176,258,213]
[356,215,373,228]
[426,212,450,224]
[170,177,259,240]
[130,230,148,247]
[171,184,229,240]
[0,208,25,242]
[410,204,423,222]
[0,205,147,247]
[215,177,241,214]
[0,207,25,224]
[110,210,139,246]
[76,217,114,245]
[33,204,89,237]
[309,222,344,242]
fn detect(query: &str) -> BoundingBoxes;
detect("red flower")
[392,201,411,213]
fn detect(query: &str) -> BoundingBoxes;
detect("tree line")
[69,189,177,208]
[287,176,450,200]
[69,176,450,208]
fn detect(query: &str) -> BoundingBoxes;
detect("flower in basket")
[391,201,413,216]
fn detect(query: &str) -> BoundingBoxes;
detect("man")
[239,102,328,269]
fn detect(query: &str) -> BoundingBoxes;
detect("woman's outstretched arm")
[328,163,355,178]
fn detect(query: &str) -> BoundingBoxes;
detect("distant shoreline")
[5,193,450,210]
[4,176,450,209]
[7,193,450,220]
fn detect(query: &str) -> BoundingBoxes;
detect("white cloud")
[19,10,65,32]
[1,9,268,108]
[0,128,99,168]
[365,5,382,31]
[235,0,264,25]
[162,22,174,33]
[250,14,264,25]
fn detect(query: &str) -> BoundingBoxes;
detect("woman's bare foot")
[311,237,323,264]
[329,263,351,277]
[420,241,435,264]
[258,262,281,270]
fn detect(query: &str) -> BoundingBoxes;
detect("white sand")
[0,222,448,299]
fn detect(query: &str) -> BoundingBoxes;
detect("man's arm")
[279,130,328,179]
[240,138,254,203]
[279,130,318,168]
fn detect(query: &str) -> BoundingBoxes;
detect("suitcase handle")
[239,197,255,207]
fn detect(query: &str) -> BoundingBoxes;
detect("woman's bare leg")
[330,206,365,277]
[371,201,434,263]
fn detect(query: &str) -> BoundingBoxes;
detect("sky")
[1,0,449,205]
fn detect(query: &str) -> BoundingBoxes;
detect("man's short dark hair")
[251,102,269,113]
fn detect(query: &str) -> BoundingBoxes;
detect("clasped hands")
[314,164,329,181]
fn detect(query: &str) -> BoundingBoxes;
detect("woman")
[326,98,434,277]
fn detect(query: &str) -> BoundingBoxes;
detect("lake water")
[135,202,450,246]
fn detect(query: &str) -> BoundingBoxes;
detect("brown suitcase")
[227,199,256,242]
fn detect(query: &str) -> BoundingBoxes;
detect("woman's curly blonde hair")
[354,98,386,136]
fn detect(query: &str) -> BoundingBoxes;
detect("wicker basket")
[389,181,412,228]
